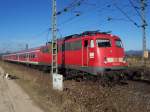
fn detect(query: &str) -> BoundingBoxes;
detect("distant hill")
[126,50,150,56]
[0,52,11,59]
[0,52,9,56]
[126,50,142,56]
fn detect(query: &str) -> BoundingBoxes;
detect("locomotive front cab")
[94,34,128,72]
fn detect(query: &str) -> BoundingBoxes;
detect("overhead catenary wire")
[128,0,147,24]
[57,0,138,28]
[57,0,147,31]
[25,0,85,44]
[57,1,116,27]
[58,13,81,26]
[107,17,129,22]
[29,28,50,39]
[56,0,86,16]
[113,3,140,28]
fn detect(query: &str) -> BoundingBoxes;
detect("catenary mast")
[51,0,58,74]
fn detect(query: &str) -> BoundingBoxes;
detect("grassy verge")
[0,61,80,112]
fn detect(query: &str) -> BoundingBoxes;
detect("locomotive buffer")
[51,0,63,91]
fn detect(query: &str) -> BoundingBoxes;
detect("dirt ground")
[0,67,44,112]
[0,61,150,112]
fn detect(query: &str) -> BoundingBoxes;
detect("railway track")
[2,61,150,87]
[62,66,150,87]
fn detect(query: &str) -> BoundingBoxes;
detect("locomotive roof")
[3,31,119,56]
[62,31,114,40]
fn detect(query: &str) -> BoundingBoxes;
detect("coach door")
[83,39,89,66]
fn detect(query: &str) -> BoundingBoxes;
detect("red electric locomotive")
[2,31,128,75]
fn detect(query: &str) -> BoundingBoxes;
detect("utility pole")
[51,0,63,91]
[52,0,58,74]
[140,0,148,66]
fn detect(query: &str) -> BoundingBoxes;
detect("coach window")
[26,54,29,58]
[75,40,82,50]
[46,47,50,53]
[70,40,82,50]
[30,54,32,58]
[33,54,35,58]
[34,54,37,58]
[32,54,35,58]
[84,40,88,48]
[31,54,33,58]
[65,42,70,51]
[25,54,27,58]
[90,40,94,48]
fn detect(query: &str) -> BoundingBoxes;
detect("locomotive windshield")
[96,39,111,47]
[115,39,123,48]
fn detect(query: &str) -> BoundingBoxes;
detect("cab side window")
[41,46,51,53]
[84,40,88,48]
[115,39,123,48]
[90,40,94,48]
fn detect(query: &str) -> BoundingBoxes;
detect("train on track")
[2,31,128,76]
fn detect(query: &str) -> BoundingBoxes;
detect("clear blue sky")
[0,0,149,53]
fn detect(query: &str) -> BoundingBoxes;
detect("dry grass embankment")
[127,56,150,67]
[1,60,150,112]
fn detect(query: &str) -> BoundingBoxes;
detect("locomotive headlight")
[106,58,113,63]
